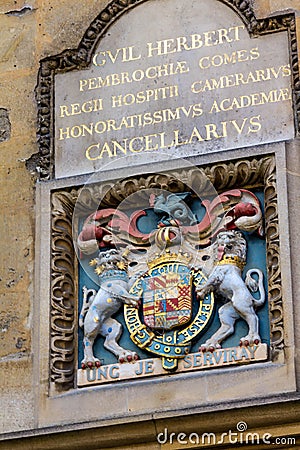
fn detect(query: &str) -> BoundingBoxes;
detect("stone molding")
[28,0,299,180]
[1,397,300,448]
[50,155,283,388]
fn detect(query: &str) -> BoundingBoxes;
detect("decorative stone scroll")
[28,0,299,180]
[51,192,77,386]
[50,155,283,388]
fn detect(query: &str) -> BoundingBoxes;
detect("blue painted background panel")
[78,190,269,367]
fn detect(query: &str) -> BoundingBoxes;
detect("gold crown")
[147,249,192,269]
[216,255,245,270]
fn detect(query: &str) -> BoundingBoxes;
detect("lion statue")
[196,230,265,350]
[79,248,140,369]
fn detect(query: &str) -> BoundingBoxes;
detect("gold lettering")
[111,85,179,108]
[219,98,232,111]
[92,46,141,66]
[106,48,122,64]
[86,143,101,160]
[191,34,203,49]
[205,123,221,139]
[193,64,289,95]
[124,45,142,62]
[79,79,88,91]
[230,118,247,134]
[221,121,228,137]
[147,25,245,58]
[176,36,191,52]
[59,105,70,117]
[174,60,190,74]
[106,119,119,132]
[158,132,169,149]
[217,27,230,43]
[209,88,291,114]
[199,57,210,70]
[282,64,291,77]
[277,87,291,101]
[209,100,220,113]
[79,62,189,92]
[83,114,263,162]
[70,125,81,138]
[203,30,216,46]
[59,127,70,140]
[230,25,245,41]
[92,52,106,67]
[113,140,127,156]
[250,47,260,60]
[191,81,203,94]
[59,99,103,117]
[129,137,144,153]
[99,143,113,158]
[248,115,262,133]
[88,78,99,90]
[173,129,188,146]
[145,66,157,78]
[144,134,158,151]
[95,121,106,134]
[189,127,204,142]
[199,47,260,70]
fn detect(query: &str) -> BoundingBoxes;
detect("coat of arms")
[141,262,193,331]
[76,187,268,385]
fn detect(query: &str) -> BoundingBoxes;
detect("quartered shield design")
[142,264,192,330]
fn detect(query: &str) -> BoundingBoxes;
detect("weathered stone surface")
[0,0,299,445]
[0,2,34,14]
[254,0,300,17]
[0,74,37,140]
[286,138,300,393]
[0,6,37,73]
[0,357,34,434]
[0,109,10,142]
[0,1,36,437]
[37,0,108,57]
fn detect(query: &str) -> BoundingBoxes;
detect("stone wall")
[0,0,109,434]
[0,0,299,447]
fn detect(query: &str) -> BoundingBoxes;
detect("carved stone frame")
[28,0,300,180]
[50,154,284,389]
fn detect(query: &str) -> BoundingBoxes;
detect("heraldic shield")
[142,263,192,330]
[127,252,214,371]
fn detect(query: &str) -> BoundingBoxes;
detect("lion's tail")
[79,286,96,328]
[245,269,265,307]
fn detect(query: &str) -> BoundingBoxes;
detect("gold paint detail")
[216,255,246,270]
[147,250,192,269]
[50,156,280,388]
[89,259,98,266]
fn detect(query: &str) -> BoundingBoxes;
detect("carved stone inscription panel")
[54,0,294,178]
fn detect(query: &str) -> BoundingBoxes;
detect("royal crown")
[89,258,129,280]
[216,255,245,270]
[147,249,192,269]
